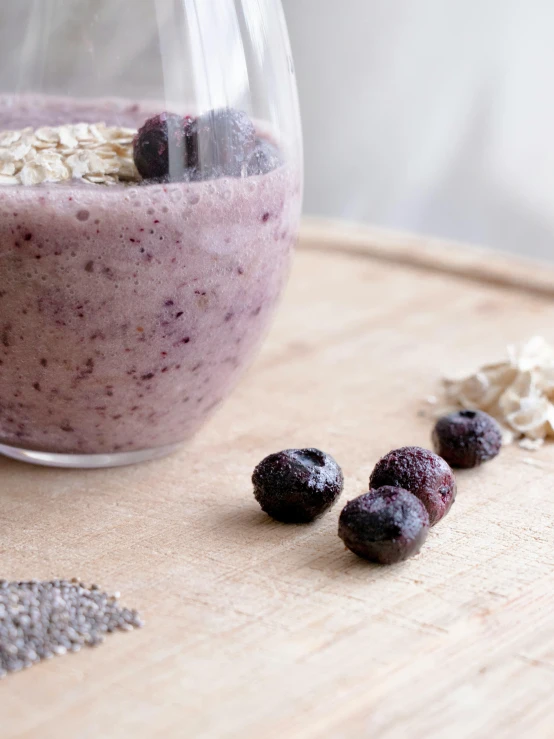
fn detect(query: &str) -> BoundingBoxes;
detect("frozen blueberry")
[247,138,283,176]
[369,446,456,526]
[252,448,344,523]
[432,410,502,469]
[188,108,257,179]
[133,112,192,181]
[338,487,430,564]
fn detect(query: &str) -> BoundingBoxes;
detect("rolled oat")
[0,122,139,186]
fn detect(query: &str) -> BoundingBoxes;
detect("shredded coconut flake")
[0,122,139,186]
[443,336,554,448]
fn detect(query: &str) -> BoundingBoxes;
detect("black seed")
[1,324,12,347]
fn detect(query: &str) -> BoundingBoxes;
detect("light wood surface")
[2,219,554,738]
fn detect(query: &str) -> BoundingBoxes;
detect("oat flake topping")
[0,122,139,186]
[443,336,554,449]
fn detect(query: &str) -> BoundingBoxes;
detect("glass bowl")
[0,0,303,467]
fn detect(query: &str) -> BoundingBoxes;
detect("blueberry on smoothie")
[247,139,283,176]
[187,108,257,179]
[133,112,192,181]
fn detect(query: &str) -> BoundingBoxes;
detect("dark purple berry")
[252,448,344,523]
[247,138,283,176]
[133,112,192,181]
[338,487,430,565]
[432,410,502,468]
[369,446,456,526]
[188,108,257,179]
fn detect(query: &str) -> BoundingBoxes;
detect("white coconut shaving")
[443,336,554,450]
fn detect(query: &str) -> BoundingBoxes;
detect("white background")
[2,1,553,259]
[283,0,554,258]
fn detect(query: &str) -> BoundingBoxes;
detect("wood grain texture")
[2,220,554,738]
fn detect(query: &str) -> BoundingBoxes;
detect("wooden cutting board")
[2,219,554,738]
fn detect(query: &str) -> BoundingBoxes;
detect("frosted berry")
[370,446,456,526]
[188,108,257,179]
[247,139,283,176]
[252,448,343,523]
[432,410,502,468]
[133,112,192,181]
[338,487,430,564]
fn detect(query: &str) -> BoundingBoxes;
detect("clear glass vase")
[0,0,303,468]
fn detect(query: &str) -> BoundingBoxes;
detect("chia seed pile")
[0,579,142,678]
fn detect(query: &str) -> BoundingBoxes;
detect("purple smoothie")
[0,99,301,455]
